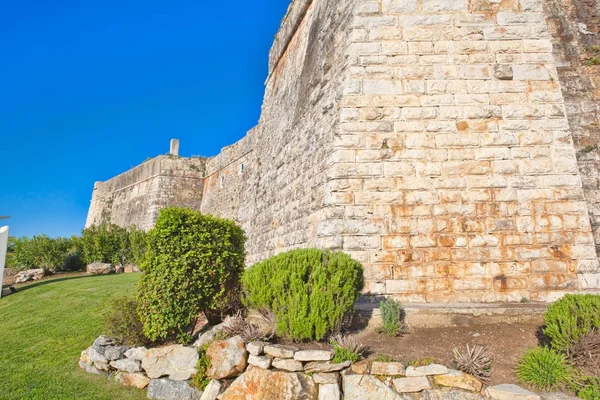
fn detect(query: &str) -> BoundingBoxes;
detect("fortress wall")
[323,0,600,302]
[199,0,359,264]
[86,156,206,231]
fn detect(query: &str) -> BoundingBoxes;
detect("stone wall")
[86,156,206,231]
[87,0,600,302]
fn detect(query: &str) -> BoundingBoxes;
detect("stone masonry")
[87,0,600,302]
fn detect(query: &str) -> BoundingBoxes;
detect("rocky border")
[80,333,554,400]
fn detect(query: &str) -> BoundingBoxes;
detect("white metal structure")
[0,225,9,299]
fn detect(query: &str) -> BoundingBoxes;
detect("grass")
[0,274,146,400]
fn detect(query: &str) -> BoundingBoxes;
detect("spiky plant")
[516,347,579,392]
[222,311,272,342]
[330,334,368,363]
[453,344,492,383]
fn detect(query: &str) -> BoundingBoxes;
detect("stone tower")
[88,0,600,302]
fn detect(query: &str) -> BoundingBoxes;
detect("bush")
[516,347,578,392]
[330,334,366,364]
[578,378,600,400]
[137,207,246,343]
[8,235,82,272]
[242,249,364,341]
[80,223,130,265]
[544,294,600,353]
[377,298,407,337]
[104,296,149,346]
[128,225,148,266]
[453,344,492,383]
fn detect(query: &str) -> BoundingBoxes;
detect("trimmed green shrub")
[128,225,148,266]
[80,223,130,265]
[8,235,82,272]
[377,298,407,337]
[544,294,600,353]
[104,296,149,346]
[242,249,364,341]
[516,347,578,392]
[137,207,246,343]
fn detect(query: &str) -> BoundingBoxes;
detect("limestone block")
[486,384,541,400]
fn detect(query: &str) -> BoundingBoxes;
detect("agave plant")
[330,334,368,363]
[453,344,492,383]
[222,310,272,342]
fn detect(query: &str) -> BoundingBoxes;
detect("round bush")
[242,249,364,341]
[516,347,577,392]
[544,294,600,352]
[137,207,246,343]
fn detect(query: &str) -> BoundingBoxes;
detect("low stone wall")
[80,333,548,400]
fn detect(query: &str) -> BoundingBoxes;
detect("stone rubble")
[85,263,115,275]
[14,268,45,283]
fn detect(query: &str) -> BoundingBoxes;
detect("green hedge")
[242,249,364,341]
[544,294,600,353]
[137,207,246,343]
[8,235,83,272]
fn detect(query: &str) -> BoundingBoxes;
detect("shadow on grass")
[1,274,121,298]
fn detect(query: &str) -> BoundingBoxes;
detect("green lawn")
[0,274,147,400]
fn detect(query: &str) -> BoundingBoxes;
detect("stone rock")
[433,370,483,393]
[206,336,248,379]
[193,324,224,349]
[115,265,125,274]
[420,389,486,399]
[248,354,272,369]
[246,309,276,338]
[78,360,106,375]
[124,346,147,361]
[486,384,541,400]
[493,64,513,80]
[110,358,142,373]
[86,263,115,275]
[392,376,432,393]
[319,383,341,400]
[540,394,579,400]
[104,345,129,361]
[199,379,222,400]
[350,360,370,374]
[147,378,203,400]
[273,358,304,372]
[14,269,45,283]
[247,341,267,356]
[142,344,199,381]
[115,372,150,389]
[343,374,407,400]
[87,346,108,365]
[295,350,333,362]
[406,364,449,377]
[124,264,141,273]
[220,366,317,400]
[264,344,297,359]
[313,373,339,384]
[94,335,117,346]
[305,361,351,374]
[371,361,406,376]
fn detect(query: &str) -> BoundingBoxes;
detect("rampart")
[87,0,600,302]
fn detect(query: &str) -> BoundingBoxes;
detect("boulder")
[319,383,341,400]
[193,324,224,349]
[220,366,317,400]
[14,269,45,283]
[104,345,129,361]
[406,364,449,377]
[273,358,304,372]
[248,354,272,369]
[94,335,117,346]
[313,373,339,384]
[305,361,351,374]
[86,263,115,275]
[206,336,248,379]
[199,379,222,400]
[142,344,199,381]
[115,265,125,274]
[264,344,298,359]
[115,372,150,389]
[86,346,108,365]
[78,360,106,375]
[371,362,406,376]
[124,264,142,273]
[246,341,267,356]
[295,350,333,362]
[433,370,483,393]
[343,374,406,400]
[392,376,432,393]
[110,358,142,373]
[124,346,147,361]
[486,384,541,400]
[421,389,487,399]
[147,378,203,400]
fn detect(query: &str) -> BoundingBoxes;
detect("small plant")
[190,342,212,391]
[373,354,396,362]
[222,311,269,342]
[586,57,600,66]
[453,344,492,383]
[330,334,367,364]
[377,298,407,337]
[578,378,600,400]
[516,347,578,392]
[103,296,149,347]
[569,330,600,377]
[408,357,435,367]
[543,294,600,353]
[520,297,530,303]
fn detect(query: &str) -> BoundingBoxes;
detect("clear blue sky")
[1,0,291,238]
